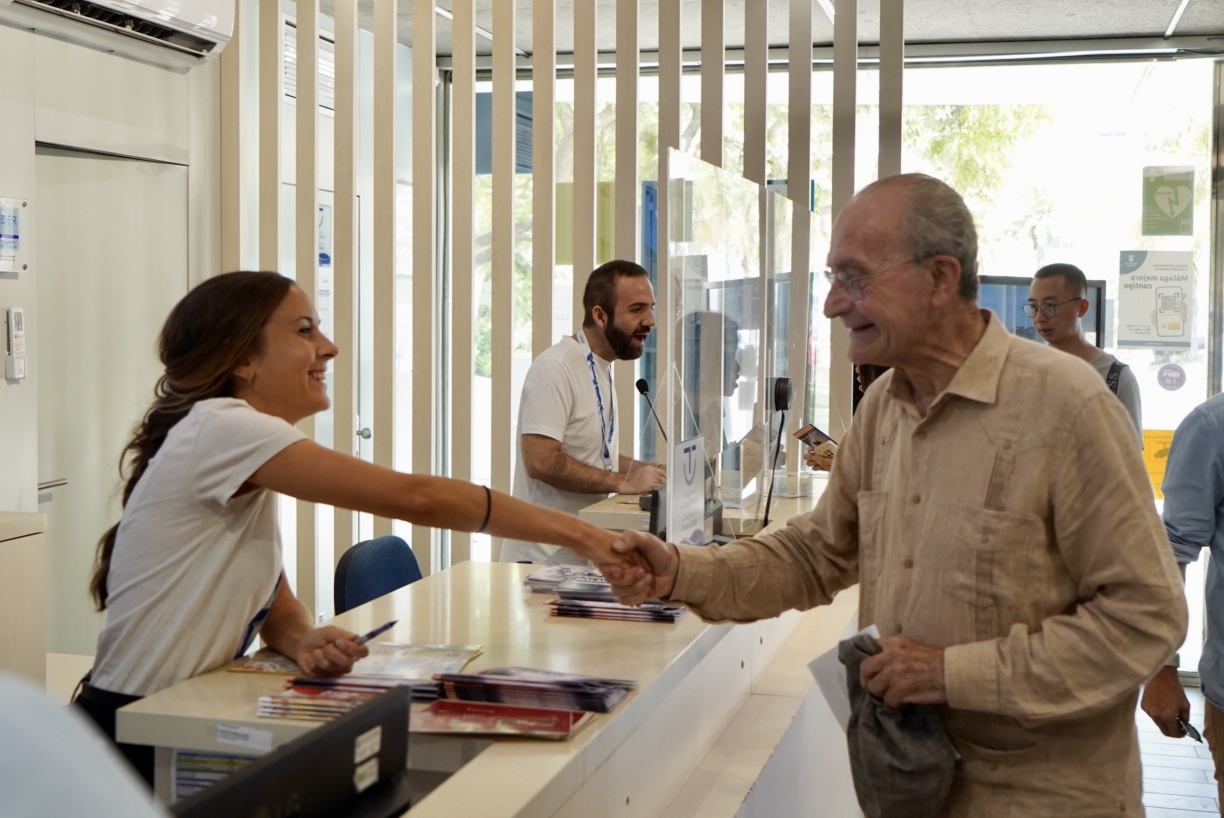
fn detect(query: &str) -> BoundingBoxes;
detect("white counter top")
[0,511,46,541]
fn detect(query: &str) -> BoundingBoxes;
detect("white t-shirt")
[501,335,619,565]
[91,398,306,696]
[1092,351,1143,445]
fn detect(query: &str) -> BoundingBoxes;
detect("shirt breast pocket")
[940,505,1045,639]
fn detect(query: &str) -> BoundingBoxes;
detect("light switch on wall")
[5,306,26,380]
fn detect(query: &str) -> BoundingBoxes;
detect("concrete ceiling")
[317,0,1224,57]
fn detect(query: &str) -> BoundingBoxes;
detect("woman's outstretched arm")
[249,440,623,564]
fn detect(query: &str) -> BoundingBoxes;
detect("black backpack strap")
[1106,360,1125,395]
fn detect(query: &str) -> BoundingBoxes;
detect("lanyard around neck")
[576,331,615,467]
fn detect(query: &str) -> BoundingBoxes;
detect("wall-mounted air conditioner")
[0,0,233,72]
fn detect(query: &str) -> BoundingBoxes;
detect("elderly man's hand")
[597,529,678,605]
[1141,665,1190,738]
[859,635,947,709]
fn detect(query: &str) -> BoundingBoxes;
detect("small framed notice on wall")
[0,197,27,275]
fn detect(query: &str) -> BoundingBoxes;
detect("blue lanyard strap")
[577,333,615,467]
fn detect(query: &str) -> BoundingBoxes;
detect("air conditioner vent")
[13,0,220,55]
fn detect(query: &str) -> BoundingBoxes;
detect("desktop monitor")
[978,275,1108,348]
[171,686,413,818]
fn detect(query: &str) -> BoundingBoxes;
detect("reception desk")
[118,495,859,816]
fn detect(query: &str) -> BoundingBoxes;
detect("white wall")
[0,26,38,513]
[0,25,219,655]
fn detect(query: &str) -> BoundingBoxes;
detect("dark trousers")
[72,676,155,790]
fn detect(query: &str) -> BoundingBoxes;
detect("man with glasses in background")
[1027,262,1143,443]
[600,173,1186,815]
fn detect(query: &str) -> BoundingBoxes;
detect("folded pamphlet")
[433,666,637,713]
[523,564,598,593]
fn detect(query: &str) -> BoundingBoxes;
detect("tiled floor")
[1141,685,1221,816]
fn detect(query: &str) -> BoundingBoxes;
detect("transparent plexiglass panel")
[667,149,770,533]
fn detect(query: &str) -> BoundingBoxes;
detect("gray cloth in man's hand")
[838,633,958,818]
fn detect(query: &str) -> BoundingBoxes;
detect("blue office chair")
[334,535,423,614]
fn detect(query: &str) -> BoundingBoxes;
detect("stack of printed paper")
[433,667,638,713]
[547,598,687,623]
[552,571,619,602]
[411,699,596,740]
[243,643,483,720]
[523,564,598,593]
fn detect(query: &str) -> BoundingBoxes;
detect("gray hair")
[862,173,980,301]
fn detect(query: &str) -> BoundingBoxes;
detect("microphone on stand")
[635,378,667,443]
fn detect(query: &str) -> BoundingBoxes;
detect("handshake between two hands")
[589,529,678,607]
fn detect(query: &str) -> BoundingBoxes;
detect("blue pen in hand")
[353,619,397,645]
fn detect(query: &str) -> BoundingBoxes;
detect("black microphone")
[635,378,668,443]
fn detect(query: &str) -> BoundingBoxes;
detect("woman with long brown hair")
[74,271,622,785]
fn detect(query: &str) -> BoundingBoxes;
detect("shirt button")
[910,494,921,505]
[894,624,903,634]
[1002,441,1012,450]
[980,534,989,544]
[903,558,914,569]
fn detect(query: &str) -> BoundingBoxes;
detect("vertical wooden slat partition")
[332,0,357,579]
[219,6,240,273]
[656,0,681,446]
[372,0,396,540]
[701,0,724,168]
[829,0,858,438]
[742,0,767,186]
[788,0,813,445]
[572,1,597,330]
[489,0,516,560]
[744,0,770,451]
[412,0,438,575]
[533,1,556,357]
[257,0,280,272]
[295,0,320,614]
[879,0,904,178]
[614,0,639,455]
[450,0,476,565]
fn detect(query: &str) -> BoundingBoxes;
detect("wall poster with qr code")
[1117,250,1192,349]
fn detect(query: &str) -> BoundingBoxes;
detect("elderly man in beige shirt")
[602,173,1187,816]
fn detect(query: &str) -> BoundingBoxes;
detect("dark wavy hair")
[89,271,295,610]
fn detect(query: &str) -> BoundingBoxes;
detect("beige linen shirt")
[671,313,1186,816]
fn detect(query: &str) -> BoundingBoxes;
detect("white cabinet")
[0,513,47,685]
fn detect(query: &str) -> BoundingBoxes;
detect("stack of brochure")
[232,642,482,680]
[433,667,638,713]
[411,700,596,740]
[240,642,484,721]
[547,598,687,623]
[257,682,388,720]
[552,571,618,602]
[523,564,598,593]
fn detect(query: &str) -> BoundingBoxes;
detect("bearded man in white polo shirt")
[501,260,666,565]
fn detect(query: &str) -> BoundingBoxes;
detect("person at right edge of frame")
[1026,261,1143,445]
[600,173,1187,816]
[1142,392,1224,806]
